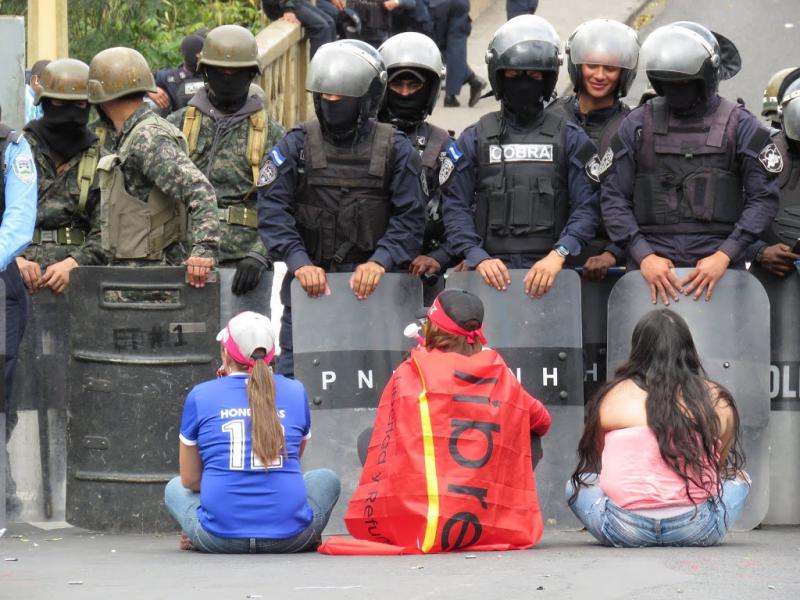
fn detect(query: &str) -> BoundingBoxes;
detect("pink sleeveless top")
[599,426,717,510]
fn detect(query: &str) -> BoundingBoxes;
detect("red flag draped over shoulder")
[319,347,551,555]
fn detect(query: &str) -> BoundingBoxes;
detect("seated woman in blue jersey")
[164,311,340,553]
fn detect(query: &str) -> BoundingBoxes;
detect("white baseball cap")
[216,311,275,365]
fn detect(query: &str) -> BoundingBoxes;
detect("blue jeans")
[566,473,751,547]
[164,469,341,553]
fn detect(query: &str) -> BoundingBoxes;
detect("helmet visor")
[568,20,639,70]
[492,15,560,57]
[306,44,383,97]
[783,96,800,141]
[379,33,444,78]
[641,26,715,77]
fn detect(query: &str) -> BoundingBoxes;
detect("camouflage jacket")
[115,105,219,264]
[21,126,106,267]
[168,90,285,264]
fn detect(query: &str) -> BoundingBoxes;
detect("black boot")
[444,94,460,107]
[467,74,488,107]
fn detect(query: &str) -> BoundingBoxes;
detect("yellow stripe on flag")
[413,356,439,553]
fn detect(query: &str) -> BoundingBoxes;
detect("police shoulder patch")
[439,157,455,186]
[758,142,784,174]
[257,159,278,187]
[596,147,614,177]
[585,153,601,183]
[446,143,463,162]
[12,154,35,185]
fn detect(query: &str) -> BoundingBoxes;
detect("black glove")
[231,257,267,296]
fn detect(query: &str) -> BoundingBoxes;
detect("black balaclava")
[385,69,429,129]
[661,80,705,115]
[205,66,255,114]
[33,99,94,160]
[502,76,547,124]
[320,95,361,142]
[181,34,205,75]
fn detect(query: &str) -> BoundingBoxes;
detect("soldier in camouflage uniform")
[16,58,107,294]
[168,25,284,295]
[87,47,219,286]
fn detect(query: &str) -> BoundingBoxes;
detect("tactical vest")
[0,124,22,217]
[295,119,394,266]
[97,115,188,260]
[474,111,570,256]
[548,97,628,153]
[174,73,205,109]
[413,123,450,254]
[633,97,743,235]
[181,106,268,191]
[763,133,800,246]
[349,0,390,41]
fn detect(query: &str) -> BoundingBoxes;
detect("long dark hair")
[569,309,745,507]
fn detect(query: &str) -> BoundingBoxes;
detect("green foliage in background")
[0,0,266,69]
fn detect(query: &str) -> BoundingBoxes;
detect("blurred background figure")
[262,0,336,57]
[24,60,51,124]
[149,33,206,116]
[506,0,538,20]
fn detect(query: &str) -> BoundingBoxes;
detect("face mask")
[320,96,361,138]
[37,100,94,159]
[661,81,703,114]
[184,54,199,75]
[502,77,547,123]
[387,86,428,124]
[205,67,254,113]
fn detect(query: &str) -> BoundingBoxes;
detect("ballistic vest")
[413,122,450,254]
[97,115,188,260]
[0,124,22,216]
[348,0,391,42]
[548,96,628,153]
[173,72,205,109]
[474,111,570,256]
[295,119,394,266]
[763,133,800,246]
[633,97,743,234]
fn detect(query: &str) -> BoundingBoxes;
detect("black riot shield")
[608,269,770,530]
[292,273,422,533]
[218,267,274,325]
[751,265,800,524]
[580,269,625,403]
[67,267,220,533]
[446,270,584,529]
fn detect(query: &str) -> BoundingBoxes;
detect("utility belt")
[218,206,258,229]
[32,227,86,246]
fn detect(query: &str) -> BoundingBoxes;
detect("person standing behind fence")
[87,47,219,288]
[567,309,749,547]
[149,34,206,116]
[168,26,285,297]
[17,59,107,295]
[0,105,38,519]
[262,0,337,58]
[164,311,341,552]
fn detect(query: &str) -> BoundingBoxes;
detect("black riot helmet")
[485,15,562,102]
[642,22,739,99]
[306,41,387,133]
[379,32,444,118]
[781,80,800,143]
[336,8,362,39]
[566,19,640,98]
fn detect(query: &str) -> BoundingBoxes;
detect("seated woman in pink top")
[566,309,749,547]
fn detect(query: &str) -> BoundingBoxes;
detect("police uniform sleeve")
[0,136,37,270]
[134,130,220,260]
[599,109,656,265]
[716,109,781,263]
[441,127,488,267]
[369,132,426,271]
[257,129,311,273]
[560,123,601,256]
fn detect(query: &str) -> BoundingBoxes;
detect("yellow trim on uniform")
[412,356,439,553]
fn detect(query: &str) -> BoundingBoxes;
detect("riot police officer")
[17,58,106,295]
[441,15,600,298]
[749,79,800,276]
[150,34,206,115]
[761,68,797,131]
[87,47,220,286]
[258,41,425,376]
[506,0,538,20]
[600,22,780,304]
[0,107,37,518]
[378,32,456,303]
[548,19,640,280]
[167,25,285,296]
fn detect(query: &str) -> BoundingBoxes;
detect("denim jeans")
[164,469,341,553]
[565,473,751,547]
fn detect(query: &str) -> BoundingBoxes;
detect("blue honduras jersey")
[179,373,313,539]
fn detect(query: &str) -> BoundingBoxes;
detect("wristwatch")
[554,245,570,258]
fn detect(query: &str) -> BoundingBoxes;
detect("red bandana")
[426,296,487,345]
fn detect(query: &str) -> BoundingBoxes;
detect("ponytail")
[246,349,286,467]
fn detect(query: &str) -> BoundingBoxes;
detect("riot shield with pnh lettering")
[446,270,584,529]
[752,265,800,524]
[292,273,422,533]
[580,269,624,403]
[608,269,770,530]
[67,267,220,532]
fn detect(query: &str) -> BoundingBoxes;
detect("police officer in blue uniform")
[0,110,38,519]
[547,19,640,280]
[600,22,781,305]
[378,32,456,303]
[441,15,601,298]
[150,34,206,115]
[506,0,538,20]
[257,41,425,376]
[748,80,800,276]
